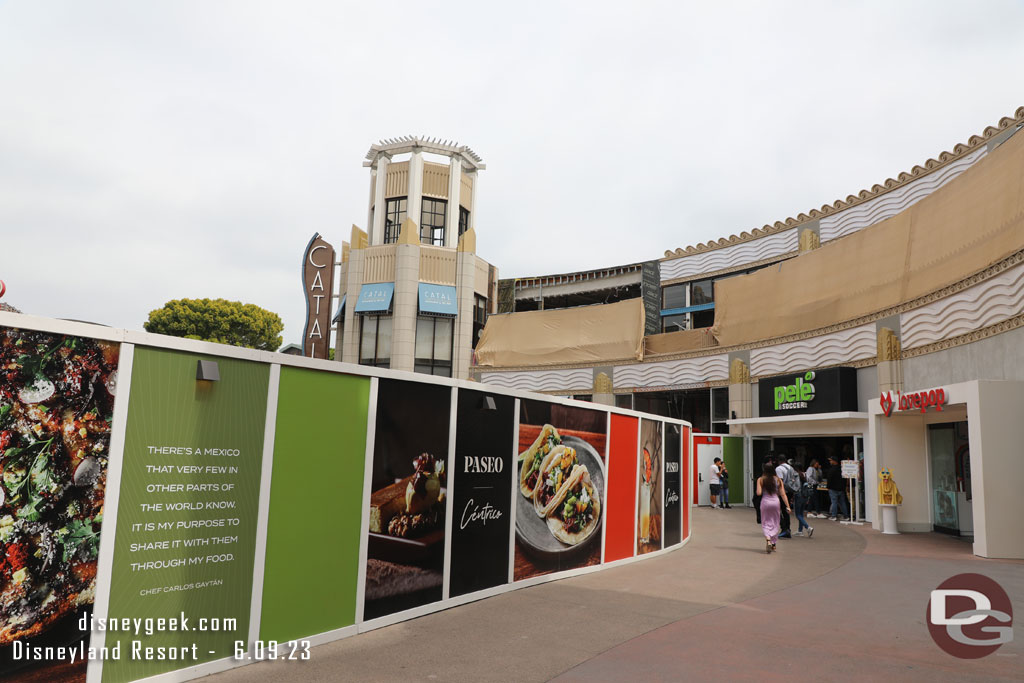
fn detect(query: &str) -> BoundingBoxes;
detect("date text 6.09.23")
[233,640,311,661]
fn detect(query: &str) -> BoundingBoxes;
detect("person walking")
[719,459,732,509]
[709,457,723,509]
[756,462,790,553]
[793,471,814,538]
[805,459,823,517]
[826,455,850,520]
[775,456,796,538]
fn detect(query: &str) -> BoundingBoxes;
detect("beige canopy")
[644,328,718,356]
[475,299,644,367]
[713,130,1024,347]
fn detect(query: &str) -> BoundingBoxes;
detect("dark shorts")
[710,484,721,495]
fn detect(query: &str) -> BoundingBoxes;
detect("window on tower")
[384,197,407,244]
[421,198,447,246]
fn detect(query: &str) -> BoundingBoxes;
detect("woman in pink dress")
[756,463,790,553]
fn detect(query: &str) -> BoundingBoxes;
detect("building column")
[877,326,903,394]
[728,357,751,435]
[371,156,389,246]
[392,218,421,372]
[454,233,477,379]
[333,252,348,361]
[466,170,477,231]
[407,150,424,242]
[342,247,365,365]
[445,157,462,248]
[592,371,614,406]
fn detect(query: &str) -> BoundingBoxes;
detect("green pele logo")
[774,371,816,410]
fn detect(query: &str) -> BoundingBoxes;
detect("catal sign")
[880,387,949,417]
[301,233,335,359]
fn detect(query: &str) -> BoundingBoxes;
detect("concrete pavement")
[204,508,1022,682]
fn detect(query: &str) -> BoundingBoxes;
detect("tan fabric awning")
[713,130,1024,347]
[644,328,718,356]
[475,299,645,367]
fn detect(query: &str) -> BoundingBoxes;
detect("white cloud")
[1,0,1021,345]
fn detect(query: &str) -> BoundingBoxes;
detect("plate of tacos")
[516,428,604,559]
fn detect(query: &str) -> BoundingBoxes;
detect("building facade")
[473,108,1024,558]
[333,137,497,379]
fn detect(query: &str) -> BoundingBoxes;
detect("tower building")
[335,137,497,378]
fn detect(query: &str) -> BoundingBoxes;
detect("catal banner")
[301,233,335,359]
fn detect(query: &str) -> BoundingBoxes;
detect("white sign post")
[840,460,864,525]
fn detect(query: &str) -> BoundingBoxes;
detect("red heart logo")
[880,392,894,417]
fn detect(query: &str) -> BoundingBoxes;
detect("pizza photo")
[0,327,119,648]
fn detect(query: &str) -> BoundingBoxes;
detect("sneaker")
[793,531,804,537]
[724,504,732,509]
[779,531,792,539]
[829,516,838,521]
[807,527,814,538]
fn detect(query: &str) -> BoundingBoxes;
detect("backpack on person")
[783,463,801,494]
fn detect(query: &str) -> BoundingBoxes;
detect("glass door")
[749,437,772,505]
[928,424,959,535]
[854,435,864,521]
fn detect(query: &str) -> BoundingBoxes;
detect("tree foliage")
[144,298,284,351]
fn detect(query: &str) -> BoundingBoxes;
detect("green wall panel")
[105,348,269,683]
[259,367,370,641]
[723,436,745,504]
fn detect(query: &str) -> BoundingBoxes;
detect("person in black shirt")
[826,455,850,520]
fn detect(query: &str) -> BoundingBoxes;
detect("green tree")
[144,298,284,351]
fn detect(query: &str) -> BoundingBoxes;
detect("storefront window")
[662,284,686,310]
[415,316,453,376]
[421,198,447,246]
[692,309,714,329]
[662,313,688,332]
[359,315,392,367]
[712,386,729,424]
[615,394,633,410]
[384,197,407,244]
[691,279,714,306]
[473,294,488,348]
[680,388,710,432]
[928,423,969,535]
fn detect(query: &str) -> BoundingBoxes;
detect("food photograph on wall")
[637,419,663,555]
[364,379,451,620]
[514,399,607,580]
[0,327,120,682]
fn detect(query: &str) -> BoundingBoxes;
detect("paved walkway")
[207,509,1022,682]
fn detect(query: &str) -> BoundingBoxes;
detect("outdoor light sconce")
[479,395,497,411]
[196,360,220,382]
[731,411,737,420]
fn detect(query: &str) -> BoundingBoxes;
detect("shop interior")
[762,435,865,520]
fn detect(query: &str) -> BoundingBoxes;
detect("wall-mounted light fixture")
[731,410,737,420]
[196,360,220,382]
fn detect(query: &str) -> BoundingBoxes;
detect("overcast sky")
[1,1,1022,347]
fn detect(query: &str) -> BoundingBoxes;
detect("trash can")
[879,503,900,534]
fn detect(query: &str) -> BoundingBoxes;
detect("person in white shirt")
[773,456,795,537]
[709,457,722,508]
